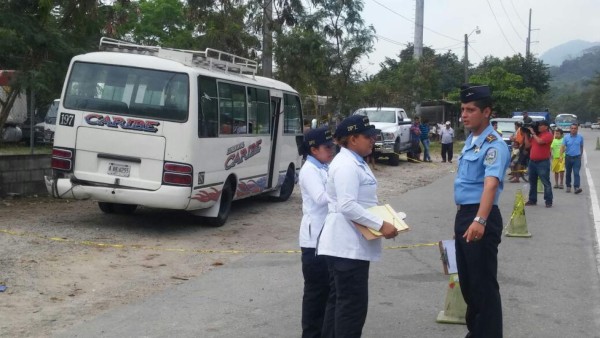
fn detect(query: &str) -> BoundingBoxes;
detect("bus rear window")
[64,62,189,121]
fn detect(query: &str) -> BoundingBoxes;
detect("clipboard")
[353,204,410,240]
[439,239,458,275]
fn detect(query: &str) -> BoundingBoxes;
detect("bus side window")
[218,82,246,136]
[248,87,270,135]
[283,93,303,134]
[198,76,218,137]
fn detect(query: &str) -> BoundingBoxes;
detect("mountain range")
[540,39,600,66]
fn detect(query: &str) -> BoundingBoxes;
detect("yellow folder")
[354,204,410,240]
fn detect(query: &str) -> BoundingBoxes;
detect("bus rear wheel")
[205,182,233,227]
[98,202,137,214]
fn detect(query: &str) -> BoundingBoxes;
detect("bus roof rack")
[99,37,257,77]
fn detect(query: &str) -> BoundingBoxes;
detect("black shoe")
[525,201,536,206]
[575,188,583,194]
[546,203,552,208]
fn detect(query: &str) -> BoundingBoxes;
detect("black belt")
[566,155,581,158]
[457,204,479,211]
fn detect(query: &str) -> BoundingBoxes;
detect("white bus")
[46,38,304,226]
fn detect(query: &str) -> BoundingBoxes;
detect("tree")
[466,66,536,116]
[0,0,74,138]
[309,0,375,115]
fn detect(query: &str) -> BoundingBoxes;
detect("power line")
[509,0,528,29]
[499,0,525,42]
[375,34,408,46]
[468,42,484,60]
[486,0,518,54]
[369,0,462,43]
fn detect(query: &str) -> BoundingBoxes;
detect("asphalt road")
[57,129,600,338]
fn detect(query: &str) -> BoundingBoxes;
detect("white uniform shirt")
[299,155,330,248]
[317,147,384,261]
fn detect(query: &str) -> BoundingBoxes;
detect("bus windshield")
[555,114,577,125]
[64,62,189,121]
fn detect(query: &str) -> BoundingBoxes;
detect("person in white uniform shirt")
[317,115,398,338]
[299,126,336,338]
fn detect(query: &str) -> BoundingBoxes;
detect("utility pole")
[526,8,532,58]
[413,0,424,59]
[262,0,273,78]
[413,0,424,116]
[464,33,469,83]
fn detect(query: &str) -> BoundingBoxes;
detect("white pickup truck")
[353,107,412,166]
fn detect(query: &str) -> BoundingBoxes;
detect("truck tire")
[388,153,400,166]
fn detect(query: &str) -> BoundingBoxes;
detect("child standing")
[298,127,336,338]
[551,128,565,189]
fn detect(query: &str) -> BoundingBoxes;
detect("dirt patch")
[0,153,455,337]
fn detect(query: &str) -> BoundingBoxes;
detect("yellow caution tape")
[1,228,438,254]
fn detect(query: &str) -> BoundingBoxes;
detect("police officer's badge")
[485,148,497,165]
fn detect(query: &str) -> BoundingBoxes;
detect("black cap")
[334,115,378,138]
[460,84,491,103]
[304,127,334,149]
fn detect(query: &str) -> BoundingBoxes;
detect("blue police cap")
[304,127,334,149]
[460,84,491,103]
[334,115,378,138]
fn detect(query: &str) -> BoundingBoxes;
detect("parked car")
[591,123,600,130]
[583,122,592,128]
[42,99,60,144]
[20,118,45,145]
[353,107,412,166]
[490,118,519,146]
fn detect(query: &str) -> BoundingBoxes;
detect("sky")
[359,0,600,75]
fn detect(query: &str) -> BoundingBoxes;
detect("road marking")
[583,151,600,278]
[0,228,437,254]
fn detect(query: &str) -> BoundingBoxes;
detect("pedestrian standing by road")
[522,111,533,125]
[420,118,432,162]
[560,123,584,194]
[440,121,454,163]
[299,127,336,338]
[317,115,398,338]
[551,128,565,189]
[408,116,422,161]
[454,84,510,338]
[523,120,554,207]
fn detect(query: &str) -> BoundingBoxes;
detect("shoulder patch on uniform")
[484,148,497,165]
[486,134,497,143]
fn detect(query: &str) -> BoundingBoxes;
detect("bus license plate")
[107,163,130,177]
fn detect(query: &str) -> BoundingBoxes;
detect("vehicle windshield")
[44,100,59,124]
[355,110,396,123]
[495,121,516,136]
[555,115,577,124]
[64,62,189,121]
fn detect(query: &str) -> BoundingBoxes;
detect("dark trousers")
[441,142,453,162]
[565,155,581,188]
[301,248,330,338]
[455,204,503,338]
[527,158,553,204]
[321,256,370,338]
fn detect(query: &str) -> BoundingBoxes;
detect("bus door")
[267,90,283,189]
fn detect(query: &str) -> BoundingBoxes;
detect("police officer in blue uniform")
[454,84,510,338]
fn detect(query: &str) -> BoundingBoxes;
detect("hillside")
[549,46,600,84]
[541,39,600,66]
